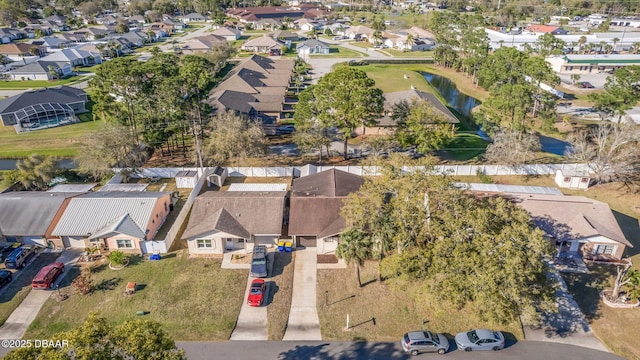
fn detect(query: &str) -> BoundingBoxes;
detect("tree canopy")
[295,66,384,159]
[5,313,186,360]
[200,111,266,166]
[341,158,555,324]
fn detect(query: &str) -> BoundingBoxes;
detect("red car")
[247,279,266,306]
[32,262,64,289]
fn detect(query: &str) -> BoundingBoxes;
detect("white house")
[296,39,330,56]
[212,26,242,41]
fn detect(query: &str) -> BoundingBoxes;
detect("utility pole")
[497,0,502,10]
[193,87,204,170]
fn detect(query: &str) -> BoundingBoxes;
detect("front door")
[225,238,234,251]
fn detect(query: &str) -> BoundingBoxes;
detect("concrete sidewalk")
[283,247,321,341]
[0,249,82,340]
[523,266,609,353]
[230,252,274,341]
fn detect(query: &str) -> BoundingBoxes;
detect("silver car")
[401,330,449,355]
[455,329,505,351]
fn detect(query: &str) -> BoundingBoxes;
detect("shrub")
[476,168,493,184]
[72,268,94,295]
[109,250,127,266]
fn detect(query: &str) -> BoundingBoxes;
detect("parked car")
[276,125,296,134]
[250,245,268,278]
[455,329,505,351]
[247,278,266,306]
[0,270,12,288]
[32,262,64,289]
[4,245,36,269]
[581,82,595,88]
[401,330,449,355]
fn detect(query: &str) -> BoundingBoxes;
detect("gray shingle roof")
[8,60,68,75]
[0,192,84,236]
[292,169,364,197]
[0,86,86,115]
[296,39,329,50]
[52,191,170,237]
[183,191,286,239]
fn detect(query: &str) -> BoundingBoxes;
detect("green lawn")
[0,120,104,158]
[25,253,248,341]
[317,260,524,341]
[0,252,61,326]
[359,64,434,93]
[0,76,86,89]
[436,133,489,162]
[348,41,373,49]
[382,49,434,58]
[310,46,367,58]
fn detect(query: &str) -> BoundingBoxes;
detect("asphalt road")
[176,340,626,360]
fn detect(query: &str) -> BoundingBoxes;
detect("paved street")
[176,340,625,360]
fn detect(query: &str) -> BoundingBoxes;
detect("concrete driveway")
[523,266,609,353]
[230,252,274,341]
[0,249,81,339]
[283,247,321,341]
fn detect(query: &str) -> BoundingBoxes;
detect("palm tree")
[632,42,640,54]
[570,73,581,85]
[47,65,60,80]
[612,37,620,52]
[405,34,414,51]
[372,30,383,45]
[578,36,587,54]
[337,228,372,288]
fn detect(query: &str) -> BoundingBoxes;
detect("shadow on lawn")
[613,210,640,258]
[561,265,616,321]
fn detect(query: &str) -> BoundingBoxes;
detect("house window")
[116,239,133,249]
[5,236,17,243]
[595,245,615,255]
[581,177,589,183]
[197,239,212,248]
[563,177,571,182]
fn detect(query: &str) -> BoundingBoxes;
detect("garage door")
[296,236,317,248]
[63,236,86,248]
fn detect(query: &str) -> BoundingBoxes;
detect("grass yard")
[436,133,489,162]
[348,41,373,49]
[310,46,367,58]
[317,261,524,341]
[382,49,434,58]
[267,252,295,340]
[0,120,104,158]
[0,252,61,326]
[360,64,434,93]
[25,253,248,341]
[0,76,86,89]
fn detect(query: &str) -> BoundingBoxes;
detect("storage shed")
[175,171,199,189]
[555,168,591,190]
[207,166,228,188]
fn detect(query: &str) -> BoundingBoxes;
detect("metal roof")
[47,183,97,192]
[0,192,84,236]
[99,184,148,192]
[456,183,563,195]
[228,183,288,192]
[52,192,170,237]
[176,171,198,177]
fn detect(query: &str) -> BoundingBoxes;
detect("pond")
[0,159,76,171]
[422,72,481,118]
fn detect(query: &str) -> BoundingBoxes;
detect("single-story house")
[0,28,26,44]
[241,36,284,53]
[345,25,375,42]
[254,18,281,30]
[212,26,242,41]
[296,39,330,55]
[29,37,71,51]
[0,192,85,248]
[183,191,286,255]
[7,60,73,81]
[51,191,173,254]
[270,29,299,42]
[0,43,45,61]
[181,34,227,53]
[182,13,207,23]
[358,88,459,135]
[513,194,632,261]
[289,169,364,254]
[294,18,318,32]
[39,46,102,66]
[525,24,568,36]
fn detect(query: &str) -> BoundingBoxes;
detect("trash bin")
[284,241,293,252]
[277,240,285,252]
